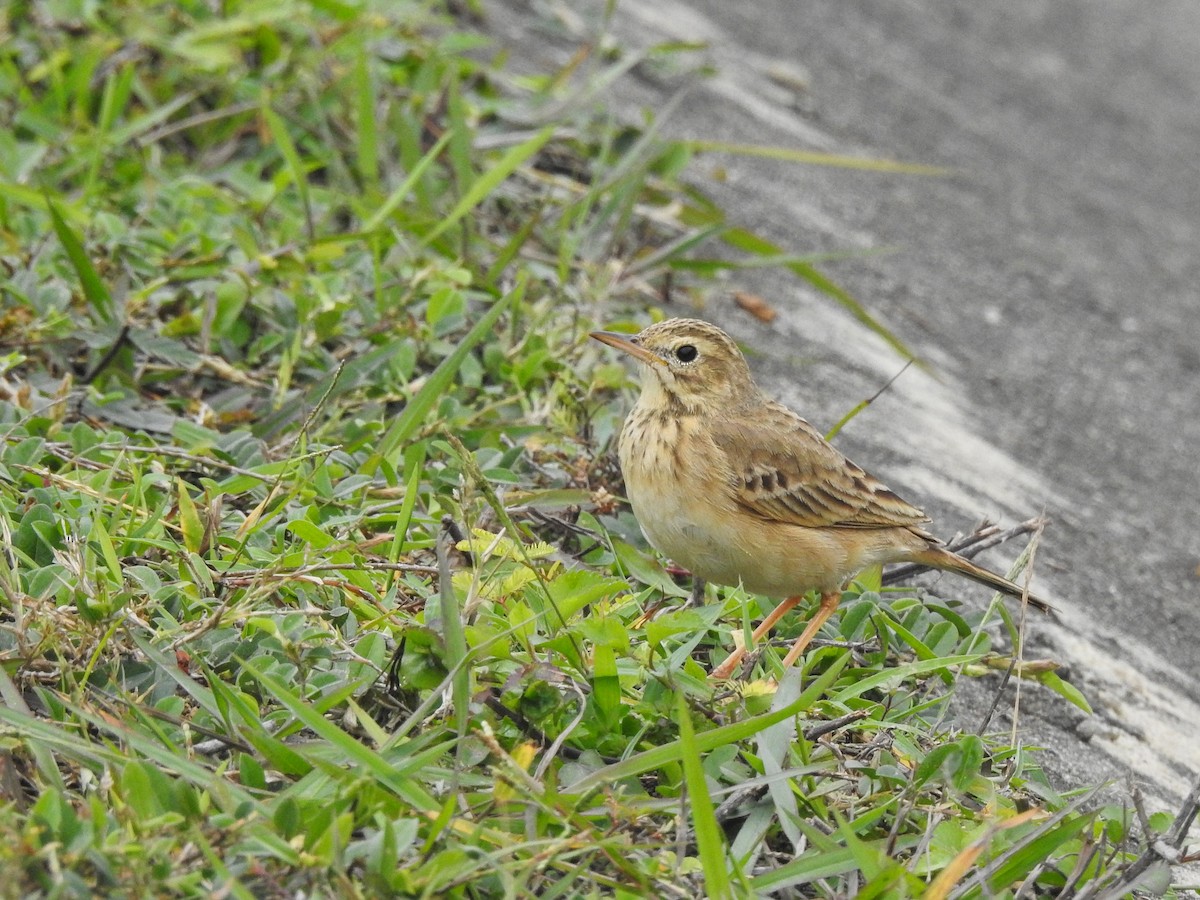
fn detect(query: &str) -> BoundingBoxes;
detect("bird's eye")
[675,344,698,363]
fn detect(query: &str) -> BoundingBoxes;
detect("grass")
[0,1,1194,896]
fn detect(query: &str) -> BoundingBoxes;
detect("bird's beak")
[589,330,665,367]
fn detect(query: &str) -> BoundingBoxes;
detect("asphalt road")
[488,0,1200,816]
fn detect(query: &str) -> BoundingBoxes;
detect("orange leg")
[710,593,806,680]
[711,590,841,680]
[778,590,841,670]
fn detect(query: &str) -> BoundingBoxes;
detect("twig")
[518,506,602,542]
[89,689,254,754]
[804,708,870,741]
[40,439,276,481]
[243,560,439,577]
[975,655,1019,735]
[1164,776,1200,852]
[81,324,131,384]
[713,782,768,822]
[1007,520,1043,755]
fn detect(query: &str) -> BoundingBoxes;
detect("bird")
[590,318,1050,680]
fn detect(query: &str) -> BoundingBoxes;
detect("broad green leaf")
[507,600,535,646]
[287,519,336,550]
[580,616,628,651]
[544,569,626,626]
[120,761,160,820]
[1038,671,1093,714]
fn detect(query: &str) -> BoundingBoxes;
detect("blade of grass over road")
[683,139,952,175]
[720,225,924,364]
[824,358,915,441]
[0,2,1136,896]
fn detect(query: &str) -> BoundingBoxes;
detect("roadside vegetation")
[1,1,1194,896]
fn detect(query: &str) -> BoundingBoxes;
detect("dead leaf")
[733,290,777,322]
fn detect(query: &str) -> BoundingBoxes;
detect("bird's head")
[590,318,758,412]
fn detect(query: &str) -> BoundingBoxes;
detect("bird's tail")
[909,546,1053,613]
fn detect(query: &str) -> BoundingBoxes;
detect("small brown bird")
[591,318,1049,680]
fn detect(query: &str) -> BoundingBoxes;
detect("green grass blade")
[721,226,922,365]
[82,63,135,200]
[949,789,1101,897]
[436,522,471,755]
[362,130,453,232]
[239,658,440,812]
[419,126,554,247]
[0,180,86,219]
[624,222,726,277]
[353,43,379,192]
[677,693,734,899]
[683,139,951,175]
[376,276,520,464]
[824,359,915,441]
[482,204,543,288]
[46,195,115,325]
[757,669,804,851]
[565,652,849,795]
[262,105,314,240]
[387,441,427,562]
[671,247,894,274]
[0,701,257,810]
[0,671,64,791]
[831,654,982,703]
[750,835,923,892]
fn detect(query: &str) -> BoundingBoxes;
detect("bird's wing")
[710,400,931,530]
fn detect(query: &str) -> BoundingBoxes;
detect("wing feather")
[710,401,930,530]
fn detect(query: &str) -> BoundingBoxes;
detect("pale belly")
[629,482,862,596]
[619,410,916,597]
